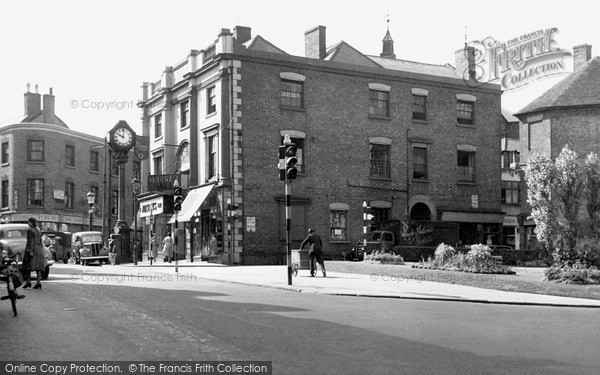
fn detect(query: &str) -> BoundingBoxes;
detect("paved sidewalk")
[109,259,600,308]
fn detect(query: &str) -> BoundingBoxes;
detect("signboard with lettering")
[134,135,150,161]
[148,174,179,193]
[140,197,164,218]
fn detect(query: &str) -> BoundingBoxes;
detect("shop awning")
[441,211,505,224]
[167,183,214,223]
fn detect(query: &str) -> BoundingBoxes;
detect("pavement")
[91,258,600,308]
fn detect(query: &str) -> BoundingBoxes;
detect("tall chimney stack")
[234,26,252,44]
[455,46,476,81]
[573,44,592,71]
[305,26,326,59]
[24,82,41,117]
[42,87,55,124]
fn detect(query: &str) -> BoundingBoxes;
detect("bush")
[393,246,436,262]
[434,243,455,265]
[544,263,600,284]
[574,237,600,267]
[412,243,515,275]
[364,250,405,265]
[466,244,493,266]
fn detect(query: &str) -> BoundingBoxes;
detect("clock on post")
[108,120,137,155]
[107,120,137,247]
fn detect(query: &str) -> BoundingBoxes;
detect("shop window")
[330,210,348,241]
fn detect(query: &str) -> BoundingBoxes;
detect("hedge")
[394,246,543,265]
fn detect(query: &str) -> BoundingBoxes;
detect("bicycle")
[1,255,25,317]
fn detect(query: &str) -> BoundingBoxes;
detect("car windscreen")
[81,234,103,243]
[0,229,28,239]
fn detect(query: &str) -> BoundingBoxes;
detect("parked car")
[71,231,108,265]
[0,223,55,279]
[41,231,72,264]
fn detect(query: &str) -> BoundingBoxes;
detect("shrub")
[364,250,405,265]
[544,263,600,284]
[434,243,455,265]
[574,237,600,267]
[412,243,515,275]
[466,244,493,266]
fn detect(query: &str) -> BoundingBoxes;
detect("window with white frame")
[65,145,75,167]
[457,148,476,182]
[280,72,305,109]
[369,138,392,178]
[180,100,190,128]
[502,181,520,204]
[413,145,428,179]
[64,182,74,209]
[207,87,216,114]
[28,179,44,206]
[329,203,349,242]
[27,140,44,162]
[154,113,162,138]
[1,180,9,209]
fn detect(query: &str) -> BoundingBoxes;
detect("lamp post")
[131,177,141,266]
[87,190,96,231]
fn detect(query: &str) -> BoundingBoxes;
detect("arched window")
[177,142,190,173]
[410,203,431,221]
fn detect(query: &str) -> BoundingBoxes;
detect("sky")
[0,0,597,138]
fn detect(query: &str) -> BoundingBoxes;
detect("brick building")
[138,25,505,264]
[0,84,137,245]
[515,44,599,242]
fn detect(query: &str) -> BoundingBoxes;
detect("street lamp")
[87,190,96,231]
[131,177,141,266]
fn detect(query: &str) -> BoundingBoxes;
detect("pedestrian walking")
[300,228,326,277]
[162,232,173,263]
[21,217,46,289]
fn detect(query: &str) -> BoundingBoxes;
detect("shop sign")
[140,197,164,217]
[148,174,179,193]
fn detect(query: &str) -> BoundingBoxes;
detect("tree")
[553,145,583,263]
[525,154,556,256]
[525,145,585,265]
[584,153,600,233]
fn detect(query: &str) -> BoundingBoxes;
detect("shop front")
[441,210,506,247]
[0,211,102,232]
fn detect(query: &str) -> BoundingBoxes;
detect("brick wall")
[238,59,503,261]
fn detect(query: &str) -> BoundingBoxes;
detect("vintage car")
[41,230,72,264]
[0,223,55,279]
[71,231,108,265]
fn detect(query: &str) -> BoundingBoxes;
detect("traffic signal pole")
[286,181,292,285]
[280,134,297,286]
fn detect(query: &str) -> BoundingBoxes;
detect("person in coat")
[300,228,326,277]
[162,232,173,263]
[22,217,46,289]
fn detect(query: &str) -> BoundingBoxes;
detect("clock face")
[113,128,133,147]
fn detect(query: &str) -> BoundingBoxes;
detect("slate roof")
[516,56,600,116]
[367,56,460,79]
[501,108,519,123]
[244,35,288,55]
[324,41,381,68]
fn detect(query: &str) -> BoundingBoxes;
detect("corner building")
[1,85,136,239]
[138,25,505,264]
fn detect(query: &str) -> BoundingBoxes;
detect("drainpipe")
[406,128,410,220]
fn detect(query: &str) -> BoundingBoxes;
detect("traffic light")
[278,145,286,182]
[285,144,298,180]
[173,186,183,211]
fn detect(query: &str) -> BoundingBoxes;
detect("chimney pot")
[24,84,41,117]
